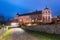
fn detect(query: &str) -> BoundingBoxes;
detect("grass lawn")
[0,29,12,40]
[25,29,60,40]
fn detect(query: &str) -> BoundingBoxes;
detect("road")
[9,28,42,40]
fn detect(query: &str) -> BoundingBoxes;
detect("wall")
[19,16,32,23]
[22,24,60,34]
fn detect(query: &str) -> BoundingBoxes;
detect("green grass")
[1,29,12,40]
[25,29,60,40]
[8,27,13,30]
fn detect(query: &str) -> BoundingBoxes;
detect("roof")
[16,13,21,16]
[44,7,49,10]
[16,11,42,16]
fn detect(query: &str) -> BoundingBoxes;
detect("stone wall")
[22,24,60,34]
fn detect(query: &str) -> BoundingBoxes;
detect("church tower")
[42,7,52,23]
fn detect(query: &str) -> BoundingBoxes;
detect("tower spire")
[44,6,49,10]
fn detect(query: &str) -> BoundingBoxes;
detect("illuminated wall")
[19,15,32,23]
[42,8,52,23]
[14,8,52,23]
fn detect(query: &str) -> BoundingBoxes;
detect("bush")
[8,27,12,30]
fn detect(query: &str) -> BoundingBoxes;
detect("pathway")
[9,28,42,40]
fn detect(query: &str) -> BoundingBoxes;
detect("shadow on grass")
[25,29,60,40]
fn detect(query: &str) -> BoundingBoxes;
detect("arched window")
[46,11,47,13]
[48,11,50,13]
[48,16,50,21]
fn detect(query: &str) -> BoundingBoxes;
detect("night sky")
[0,0,60,19]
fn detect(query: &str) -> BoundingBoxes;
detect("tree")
[0,14,5,25]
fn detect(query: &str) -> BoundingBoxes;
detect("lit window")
[19,19,23,22]
[32,20,34,22]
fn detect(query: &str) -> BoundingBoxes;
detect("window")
[48,16,50,21]
[19,19,23,22]
[48,11,50,13]
[45,11,48,13]
[45,11,50,13]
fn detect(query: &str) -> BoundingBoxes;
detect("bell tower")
[42,7,52,23]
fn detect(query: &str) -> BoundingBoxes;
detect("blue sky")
[0,0,60,18]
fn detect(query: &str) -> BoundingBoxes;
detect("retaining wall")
[22,24,60,34]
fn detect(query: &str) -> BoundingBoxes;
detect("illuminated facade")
[42,8,52,23]
[14,8,52,24]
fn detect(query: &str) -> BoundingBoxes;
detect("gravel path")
[9,28,42,40]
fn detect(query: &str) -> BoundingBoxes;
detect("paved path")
[9,28,42,40]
